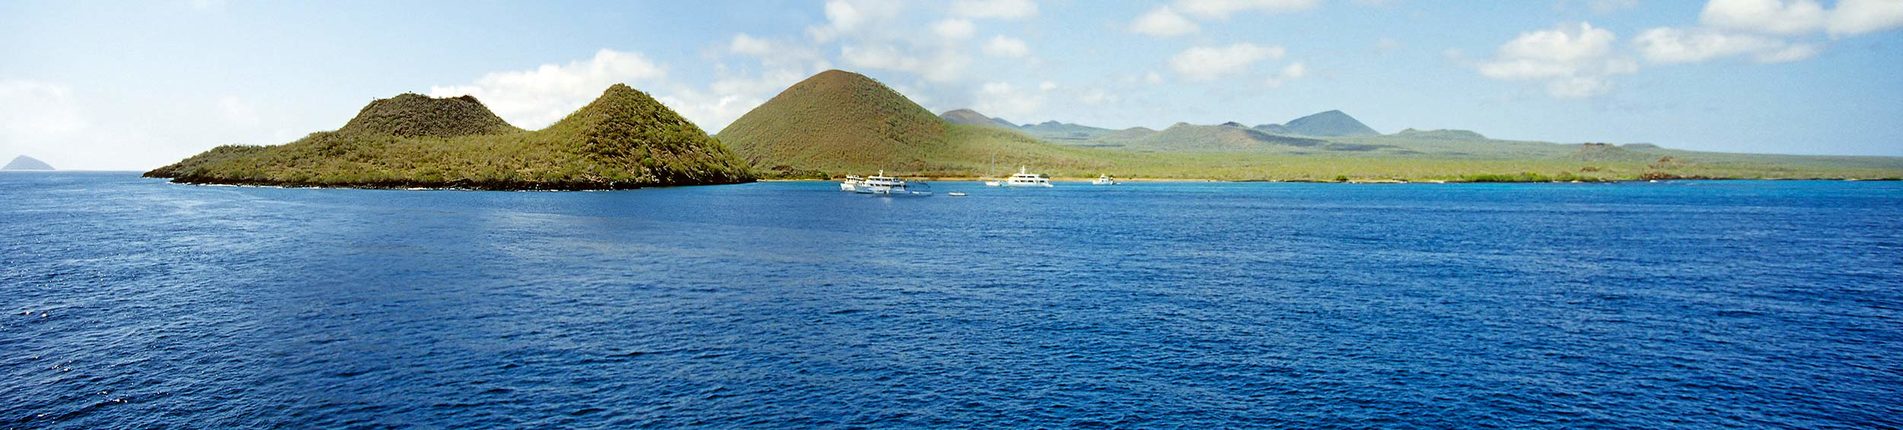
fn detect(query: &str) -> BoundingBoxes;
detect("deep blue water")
[3,172,1900,428]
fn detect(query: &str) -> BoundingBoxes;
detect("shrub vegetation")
[145,85,753,190]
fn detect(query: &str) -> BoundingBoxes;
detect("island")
[144,84,754,190]
[148,70,1903,187]
[3,155,54,171]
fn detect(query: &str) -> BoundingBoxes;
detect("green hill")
[1252,123,1293,134]
[939,109,1018,129]
[716,70,1111,178]
[3,155,54,171]
[1091,122,1331,151]
[1284,110,1380,137]
[337,94,521,137]
[1019,121,1115,142]
[1393,128,1487,140]
[145,84,753,189]
[716,70,948,176]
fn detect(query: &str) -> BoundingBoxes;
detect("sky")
[2,0,1901,170]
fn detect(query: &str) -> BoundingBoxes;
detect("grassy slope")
[880,130,1903,181]
[716,70,948,177]
[147,85,753,189]
[716,68,1903,182]
[968,127,1903,181]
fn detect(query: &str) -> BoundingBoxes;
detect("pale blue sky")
[2,0,1900,170]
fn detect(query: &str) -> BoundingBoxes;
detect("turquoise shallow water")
[3,172,1900,428]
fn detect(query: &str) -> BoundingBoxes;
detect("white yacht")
[1092,174,1118,185]
[840,175,865,192]
[1001,167,1053,188]
[856,171,932,196]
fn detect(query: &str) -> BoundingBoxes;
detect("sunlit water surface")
[3,172,1900,428]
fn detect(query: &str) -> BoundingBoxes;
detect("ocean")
[3,172,1899,428]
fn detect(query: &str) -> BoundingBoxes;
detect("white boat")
[1092,174,1118,185]
[948,192,967,197]
[984,181,1001,187]
[840,175,865,192]
[1001,167,1053,187]
[856,170,932,196]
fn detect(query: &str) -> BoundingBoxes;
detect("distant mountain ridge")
[929,108,1394,152]
[940,109,1018,129]
[3,155,54,171]
[1276,110,1380,137]
[1091,122,1332,151]
[939,108,1384,143]
[1394,128,1486,140]
[936,109,1113,142]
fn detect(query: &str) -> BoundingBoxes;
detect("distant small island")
[145,84,754,190]
[3,155,55,171]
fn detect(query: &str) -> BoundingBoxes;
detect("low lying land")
[754,125,1903,182]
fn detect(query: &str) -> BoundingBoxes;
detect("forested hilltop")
[145,84,754,190]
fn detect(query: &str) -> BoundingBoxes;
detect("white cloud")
[1131,7,1199,36]
[1828,0,1903,36]
[807,0,906,42]
[1265,61,1308,87]
[1476,22,1636,98]
[825,0,872,32]
[1144,71,1166,85]
[972,82,1045,119]
[657,87,770,133]
[1175,0,1319,19]
[1700,0,1828,35]
[730,34,775,57]
[1038,81,1057,91]
[1078,88,1119,105]
[1545,76,1616,98]
[805,0,986,84]
[0,80,227,171]
[1755,43,1821,62]
[428,49,666,129]
[1633,27,1817,63]
[1620,0,1903,67]
[1698,0,1903,37]
[1170,43,1285,81]
[0,81,85,141]
[933,19,977,40]
[983,35,1031,57]
[1375,37,1402,53]
[841,44,969,83]
[216,96,260,126]
[1581,0,1640,14]
[1131,0,1314,37]
[951,0,1038,19]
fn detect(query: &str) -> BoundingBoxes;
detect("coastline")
[765,176,1901,184]
[147,175,756,191]
[124,173,1901,191]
